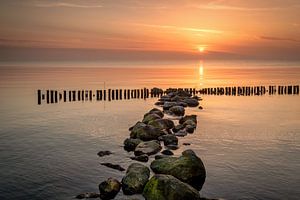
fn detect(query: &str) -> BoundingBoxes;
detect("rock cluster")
[76,88,221,200]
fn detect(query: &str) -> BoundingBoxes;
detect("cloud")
[260,36,300,43]
[34,2,103,8]
[132,23,223,34]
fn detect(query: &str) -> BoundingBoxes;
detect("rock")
[97,151,113,157]
[155,101,164,106]
[176,90,192,97]
[124,138,143,151]
[100,163,125,172]
[183,98,199,107]
[147,108,164,118]
[186,125,195,133]
[169,106,185,116]
[198,106,203,110]
[130,155,149,162]
[134,140,162,156]
[177,101,188,107]
[76,192,100,199]
[163,102,178,110]
[130,124,164,141]
[143,113,162,124]
[155,155,170,160]
[161,149,174,155]
[160,134,178,146]
[179,115,197,125]
[175,130,187,137]
[165,144,179,150]
[148,119,174,130]
[143,174,201,200]
[183,120,197,128]
[172,124,184,133]
[129,121,145,131]
[150,149,206,190]
[122,163,150,195]
[151,87,163,95]
[99,178,121,200]
[183,143,191,146]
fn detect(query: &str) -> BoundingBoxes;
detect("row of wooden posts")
[37,85,299,105]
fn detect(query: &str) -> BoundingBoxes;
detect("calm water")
[0,60,299,200]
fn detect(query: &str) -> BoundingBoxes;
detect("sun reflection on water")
[198,60,204,87]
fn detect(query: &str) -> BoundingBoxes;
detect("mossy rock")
[134,140,162,156]
[99,178,121,200]
[142,113,162,124]
[123,138,142,151]
[179,115,197,125]
[143,174,201,200]
[148,119,175,130]
[130,124,164,141]
[122,163,150,195]
[150,149,206,190]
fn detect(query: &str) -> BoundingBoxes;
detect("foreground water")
[0,60,299,200]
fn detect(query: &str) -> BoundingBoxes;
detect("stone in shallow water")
[169,106,185,116]
[76,192,100,199]
[175,130,187,137]
[122,163,150,195]
[159,134,178,146]
[134,140,162,156]
[186,125,195,134]
[183,98,199,107]
[100,163,125,172]
[99,178,121,200]
[130,154,149,162]
[142,113,162,124]
[150,149,206,190]
[179,115,197,125]
[148,118,175,130]
[143,174,201,200]
[97,151,113,157]
[123,138,142,151]
[130,124,164,141]
[161,149,174,155]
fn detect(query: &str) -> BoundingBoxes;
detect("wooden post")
[103,90,106,101]
[50,90,54,103]
[293,85,299,95]
[288,86,292,95]
[37,90,42,105]
[54,91,58,103]
[108,89,111,101]
[120,89,122,100]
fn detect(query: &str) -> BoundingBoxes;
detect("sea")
[0,60,299,200]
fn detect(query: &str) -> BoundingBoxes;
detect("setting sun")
[198,46,206,53]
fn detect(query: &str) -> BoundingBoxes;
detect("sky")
[0,0,300,60]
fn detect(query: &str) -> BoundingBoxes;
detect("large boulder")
[99,178,121,200]
[169,106,185,116]
[179,115,197,125]
[150,150,206,190]
[148,119,175,130]
[134,140,162,156]
[122,163,150,195]
[183,98,199,107]
[143,174,201,200]
[123,138,142,151]
[130,124,164,141]
[143,113,162,124]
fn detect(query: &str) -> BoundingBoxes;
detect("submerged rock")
[134,140,162,156]
[150,149,206,190]
[99,178,121,200]
[130,123,164,141]
[76,192,100,199]
[169,106,185,116]
[163,102,178,110]
[154,154,170,160]
[122,163,150,195]
[130,155,149,162]
[143,174,201,200]
[100,163,125,172]
[123,138,142,151]
[97,151,113,157]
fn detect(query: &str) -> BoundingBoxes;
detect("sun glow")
[198,46,206,53]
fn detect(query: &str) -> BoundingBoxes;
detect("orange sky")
[0,0,300,60]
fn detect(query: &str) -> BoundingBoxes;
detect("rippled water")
[0,60,299,200]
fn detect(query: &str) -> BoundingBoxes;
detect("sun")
[198,46,206,53]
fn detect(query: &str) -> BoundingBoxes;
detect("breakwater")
[37,85,299,105]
